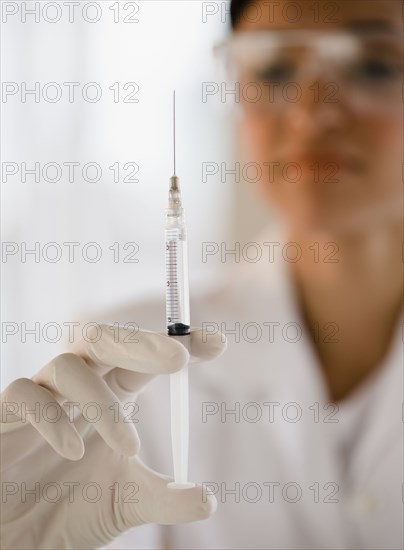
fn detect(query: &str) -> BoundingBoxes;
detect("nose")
[283,60,350,138]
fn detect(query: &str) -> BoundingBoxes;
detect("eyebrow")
[345,19,402,36]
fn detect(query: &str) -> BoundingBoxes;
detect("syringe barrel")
[165,210,190,334]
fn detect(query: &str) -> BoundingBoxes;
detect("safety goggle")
[214,29,403,112]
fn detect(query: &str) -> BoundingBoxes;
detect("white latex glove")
[0,324,226,549]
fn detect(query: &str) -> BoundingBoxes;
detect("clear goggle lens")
[214,30,403,111]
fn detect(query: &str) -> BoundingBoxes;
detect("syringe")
[165,91,195,489]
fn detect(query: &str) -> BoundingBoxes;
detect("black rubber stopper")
[167,323,191,336]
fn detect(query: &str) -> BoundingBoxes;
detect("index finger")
[74,324,190,377]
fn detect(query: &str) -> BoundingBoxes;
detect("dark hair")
[231,0,254,28]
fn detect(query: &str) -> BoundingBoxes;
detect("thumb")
[124,465,217,526]
[146,481,218,525]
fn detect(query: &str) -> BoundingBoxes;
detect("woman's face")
[235,0,403,234]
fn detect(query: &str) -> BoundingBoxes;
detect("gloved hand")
[0,324,226,549]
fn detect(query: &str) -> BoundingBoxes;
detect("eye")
[353,58,402,82]
[254,60,296,83]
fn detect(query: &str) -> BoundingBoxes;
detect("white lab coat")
[104,229,403,550]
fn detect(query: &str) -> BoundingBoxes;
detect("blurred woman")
[1,1,403,549]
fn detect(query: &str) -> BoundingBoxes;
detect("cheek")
[239,114,279,179]
[359,110,403,197]
[362,105,402,146]
[239,115,272,158]
[238,114,288,202]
